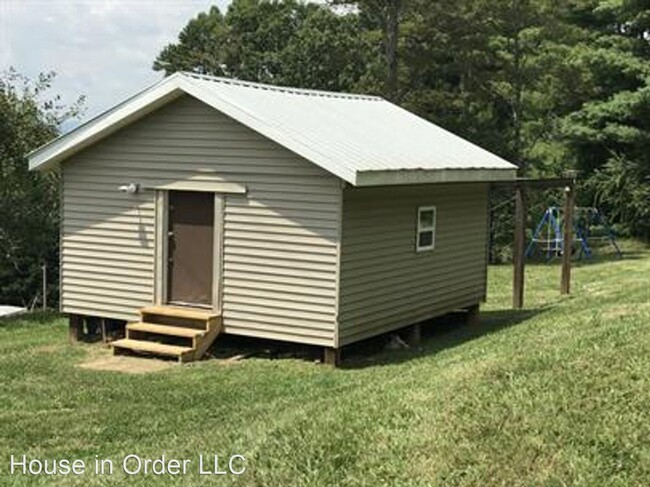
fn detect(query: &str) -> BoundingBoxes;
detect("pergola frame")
[491,175,577,309]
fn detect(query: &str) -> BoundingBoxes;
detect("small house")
[28,73,517,364]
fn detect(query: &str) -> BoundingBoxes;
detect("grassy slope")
[0,245,648,486]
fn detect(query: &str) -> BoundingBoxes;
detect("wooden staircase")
[112,306,222,363]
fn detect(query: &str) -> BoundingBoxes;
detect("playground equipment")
[525,206,622,260]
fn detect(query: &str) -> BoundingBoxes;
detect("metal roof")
[28,72,517,185]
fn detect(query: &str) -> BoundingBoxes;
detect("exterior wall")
[61,95,341,347]
[338,183,489,346]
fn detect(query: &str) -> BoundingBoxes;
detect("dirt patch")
[78,355,175,374]
[34,344,61,354]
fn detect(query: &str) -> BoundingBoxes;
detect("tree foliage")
[0,69,84,306]
[154,1,369,92]
[558,1,650,237]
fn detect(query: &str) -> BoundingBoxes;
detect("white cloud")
[0,0,231,128]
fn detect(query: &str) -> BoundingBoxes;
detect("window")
[416,206,436,252]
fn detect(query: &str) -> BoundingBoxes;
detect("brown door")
[167,191,214,306]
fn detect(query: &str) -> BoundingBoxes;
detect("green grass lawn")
[1,244,649,486]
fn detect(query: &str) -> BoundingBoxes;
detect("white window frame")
[416,205,437,252]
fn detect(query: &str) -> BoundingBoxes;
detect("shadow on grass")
[340,306,548,369]
[205,334,324,364]
[202,306,549,369]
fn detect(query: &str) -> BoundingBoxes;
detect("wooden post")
[466,304,480,326]
[513,185,526,309]
[101,318,108,343]
[69,314,83,343]
[561,183,575,294]
[41,263,47,310]
[407,323,421,348]
[323,348,340,367]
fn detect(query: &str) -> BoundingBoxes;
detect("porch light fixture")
[118,183,140,194]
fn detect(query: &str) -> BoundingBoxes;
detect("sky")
[0,0,232,128]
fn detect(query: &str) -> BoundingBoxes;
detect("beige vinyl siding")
[62,95,341,347]
[338,184,489,346]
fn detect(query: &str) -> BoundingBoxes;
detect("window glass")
[418,231,433,248]
[416,206,436,252]
[419,209,434,229]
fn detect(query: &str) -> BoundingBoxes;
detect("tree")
[154,0,368,92]
[396,0,583,173]
[0,69,84,307]
[588,155,650,239]
[219,0,311,83]
[398,0,506,154]
[483,0,574,170]
[153,6,231,76]
[360,0,405,101]
[331,0,408,100]
[560,0,650,236]
[278,6,369,91]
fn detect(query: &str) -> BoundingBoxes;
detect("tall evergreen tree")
[561,0,650,236]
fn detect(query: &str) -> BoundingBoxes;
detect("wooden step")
[127,322,206,338]
[140,305,218,322]
[112,338,194,362]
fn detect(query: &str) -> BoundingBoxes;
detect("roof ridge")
[179,72,383,101]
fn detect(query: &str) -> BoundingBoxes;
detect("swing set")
[525,206,622,260]
[492,171,624,310]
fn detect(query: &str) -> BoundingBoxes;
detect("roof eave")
[354,167,518,186]
[28,73,186,171]
[27,73,359,185]
[27,72,516,189]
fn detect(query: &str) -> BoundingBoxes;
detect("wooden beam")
[100,318,108,343]
[513,185,526,309]
[323,347,340,367]
[491,177,575,191]
[407,323,421,348]
[41,263,47,310]
[466,304,480,326]
[561,183,575,294]
[69,314,83,343]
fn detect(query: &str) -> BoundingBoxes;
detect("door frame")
[154,189,224,313]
